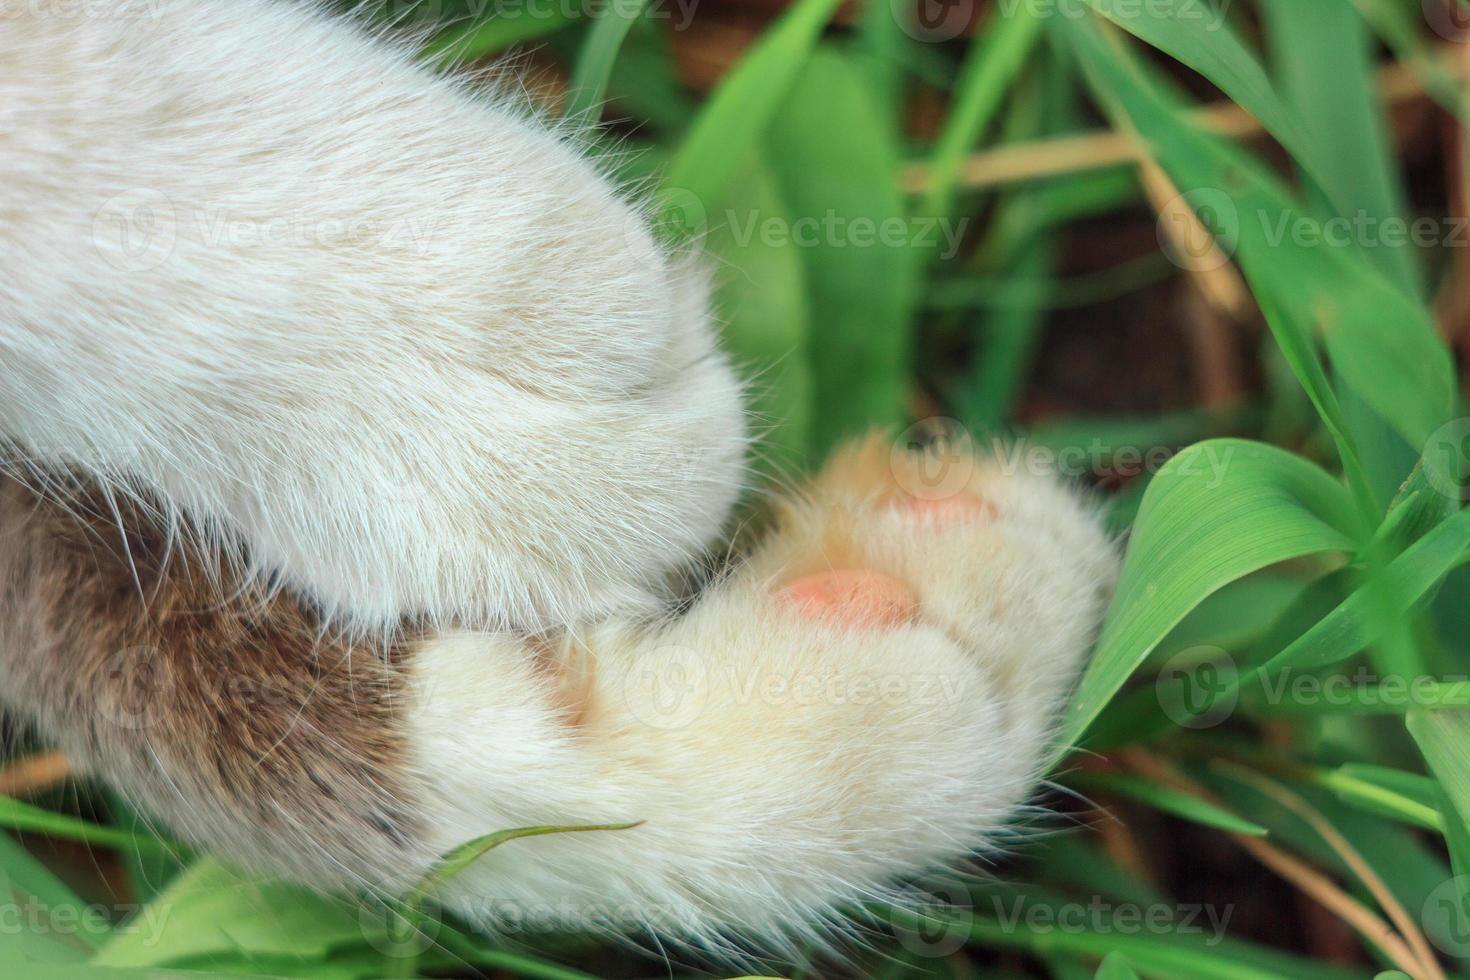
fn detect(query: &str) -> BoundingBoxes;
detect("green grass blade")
[916,8,1044,228]
[1058,13,1455,511]
[93,859,365,967]
[1407,709,1470,837]
[764,48,917,458]
[1260,1,1419,294]
[1313,764,1444,832]
[1080,0,1334,208]
[1251,680,1470,717]
[959,906,1369,980]
[1252,507,1470,677]
[1054,439,1360,763]
[662,0,844,207]
[1406,709,1470,954]
[420,8,576,65]
[1353,0,1468,120]
[706,155,814,471]
[1096,951,1142,980]
[410,821,640,905]
[564,0,653,121]
[0,832,105,961]
[0,795,176,856]
[1210,775,1452,939]
[1070,772,1269,836]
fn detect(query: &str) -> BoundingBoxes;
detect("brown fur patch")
[0,474,430,890]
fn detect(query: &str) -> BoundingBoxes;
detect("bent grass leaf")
[1054,439,1359,765]
[564,0,653,121]
[408,821,642,906]
[662,0,844,208]
[1252,507,1470,678]
[1070,772,1268,836]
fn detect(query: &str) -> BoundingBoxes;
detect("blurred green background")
[9,0,1470,977]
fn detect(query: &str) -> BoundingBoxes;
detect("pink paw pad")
[777,569,918,630]
[897,494,997,526]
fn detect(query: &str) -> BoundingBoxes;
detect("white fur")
[405,442,1117,944]
[0,0,745,633]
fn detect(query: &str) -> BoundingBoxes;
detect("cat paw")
[409,432,1118,939]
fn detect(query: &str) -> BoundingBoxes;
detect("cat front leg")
[0,0,746,635]
[0,431,1114,944]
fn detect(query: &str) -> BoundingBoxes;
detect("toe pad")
[777,569,918,630]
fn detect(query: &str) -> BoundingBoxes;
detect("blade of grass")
[420,8,577,65]
[916,7,1044,230]
[1079,0,1336,210]
[1313,765,1444,832]
[662,0,845,209]
[0,795,176,856]
[1250,507,1470,679]
[706,155,814,471]
[765,48,918,457]
[1210,762,1444,979]
[1096,952,1141,980]
[1059,13,1456,517]
[1407,709,1470,838]
[1070,771,1269,836]
[564,0,653,121]
[1054,439,1360,764]
[408,822,640,907]
[0,832,106,961]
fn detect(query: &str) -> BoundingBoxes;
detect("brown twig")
[902,47,1470,195]
[1136,155,1253,323]
[1121,749,1442,980]
[1212,760,1445,980]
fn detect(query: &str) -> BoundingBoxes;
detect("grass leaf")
[662,0,844,207]
[564,0,653,121]
[1055,439,1359,761]
[1070,772,1269,836]
[765,48,918,457]
[1253,507,1470,677]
